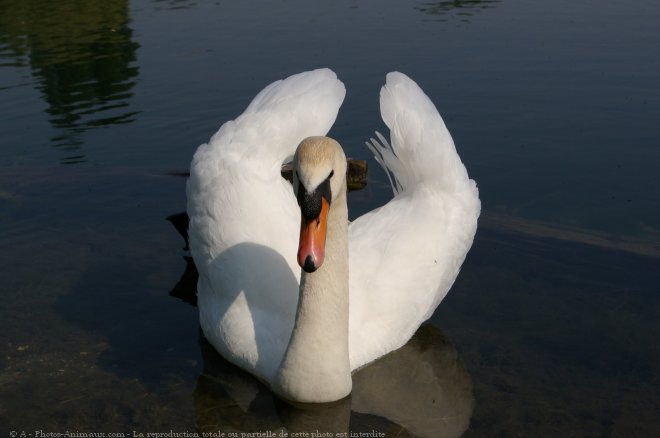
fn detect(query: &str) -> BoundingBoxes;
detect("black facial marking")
[297,175,332,220]
[299,188,322,220]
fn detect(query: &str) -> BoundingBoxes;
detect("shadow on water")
[0,0,140,164]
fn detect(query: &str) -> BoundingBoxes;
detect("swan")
[186,68,480,403]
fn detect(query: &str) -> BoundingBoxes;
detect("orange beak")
[297,197,330,273]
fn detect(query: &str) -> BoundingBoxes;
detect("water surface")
[1,0,659,435]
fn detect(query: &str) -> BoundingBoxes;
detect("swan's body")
[187,69,480,403]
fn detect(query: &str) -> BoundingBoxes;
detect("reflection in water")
[351,327,474,437]
[169,256,198,307]
[152,0,198,11]
[0,0,139,164]
[193,325,473,437]
[166,217,473,436]
[415,0,501,21]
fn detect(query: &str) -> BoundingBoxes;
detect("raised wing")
[348,72,480,370]
[187,69,346,380]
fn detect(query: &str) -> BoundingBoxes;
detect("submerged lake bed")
[1,0,659,436]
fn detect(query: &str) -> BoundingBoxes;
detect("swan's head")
[292,136,347,273]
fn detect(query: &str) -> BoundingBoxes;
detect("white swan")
[186,68,480,403]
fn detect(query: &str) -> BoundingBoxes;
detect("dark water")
[1,0,659,436]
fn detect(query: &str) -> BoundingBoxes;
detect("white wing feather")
[348,72,480,370]
[187,69,346,381]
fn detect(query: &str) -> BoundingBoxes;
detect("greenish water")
[1,0,659,436]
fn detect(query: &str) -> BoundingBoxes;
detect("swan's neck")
[274,185,351,403]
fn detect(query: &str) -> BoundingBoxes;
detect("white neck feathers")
[274,184,351,403]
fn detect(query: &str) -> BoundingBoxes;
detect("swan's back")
[348,72,480,370]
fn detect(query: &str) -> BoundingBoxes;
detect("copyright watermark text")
[8,431,386,438]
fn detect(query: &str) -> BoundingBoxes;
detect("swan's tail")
[366,72,472,196]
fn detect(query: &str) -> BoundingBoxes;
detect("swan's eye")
[328,170,334,179]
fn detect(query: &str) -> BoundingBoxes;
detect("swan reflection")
[193,324,473,437]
